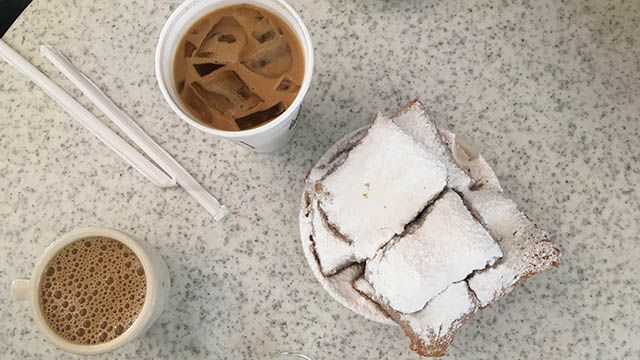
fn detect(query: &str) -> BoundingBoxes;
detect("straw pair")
[0,40,228,221]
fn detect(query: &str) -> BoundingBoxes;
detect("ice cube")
[196,16,247,64]
[233,7,264,27]
[192,70,261,115]
[193,63,224,77]
[184,41,197,57]
[177,80,185,95]
[190,19,211,35]
[235,102,285,130]
[182,85,213,124]
[252,18,278,43]
[276,77,300,93]
[241,36,292,78]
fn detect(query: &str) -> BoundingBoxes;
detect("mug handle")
[10,279,31,301]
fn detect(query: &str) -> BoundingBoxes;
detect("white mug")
[10,227,171,355]
[155,0,315,153]
[276,352,314,359]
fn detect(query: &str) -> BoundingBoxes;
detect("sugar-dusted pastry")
[354,277,479,357]
[300,99,560,357]
[314,114,447,267]
[365,190,502,314]
[445,130,561,307]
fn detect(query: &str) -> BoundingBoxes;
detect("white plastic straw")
[0,39,174,188]
[40,45,229,221]
[40,45,179,185]
[0,40,229,220]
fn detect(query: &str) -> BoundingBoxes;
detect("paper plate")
[298,126,500,325]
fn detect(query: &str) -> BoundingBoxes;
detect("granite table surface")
[1,0,639,359]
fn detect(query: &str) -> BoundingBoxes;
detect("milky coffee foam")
[39,237,146,345]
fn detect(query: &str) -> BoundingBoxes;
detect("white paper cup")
[10,227,171,355]
[155,0,314,153]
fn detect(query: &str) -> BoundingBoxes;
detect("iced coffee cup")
[156,0,314,153]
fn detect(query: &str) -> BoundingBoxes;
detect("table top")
[1,0,639,359]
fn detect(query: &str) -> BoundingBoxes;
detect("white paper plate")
[298,126,500,325]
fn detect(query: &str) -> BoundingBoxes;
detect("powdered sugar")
[353,276,376,297]
[365,191,502,314]
[438,125,560,307]
[400,281,477,338]
[463,186,560,306]
[393,102,473,191]
[310,197,356,275]
[448,141,560,307]
[318,263,385,320]
[353,277,478,353]
[467,263,517,305]
[317,115,447,263]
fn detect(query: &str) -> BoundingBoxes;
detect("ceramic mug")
[155,0,314,153]
[276,352,314,359]
[10,227,171,355]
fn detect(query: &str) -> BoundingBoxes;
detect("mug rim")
[28,227,158,355]
[155,0,315,139]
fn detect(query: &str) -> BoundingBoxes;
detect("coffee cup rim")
[155,0,314,138]
[26,227,159,355]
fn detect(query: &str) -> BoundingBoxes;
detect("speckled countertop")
[1,0,639,359]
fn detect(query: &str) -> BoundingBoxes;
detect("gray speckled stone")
[1,0,639,359]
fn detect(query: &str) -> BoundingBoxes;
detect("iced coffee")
[173,4,305,131]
